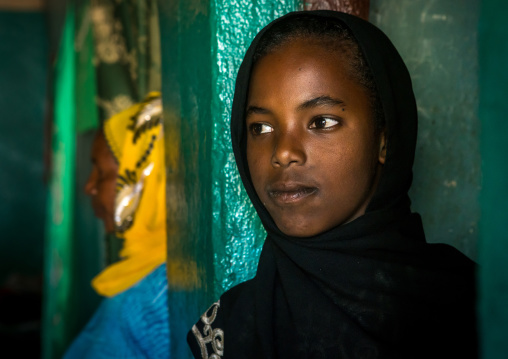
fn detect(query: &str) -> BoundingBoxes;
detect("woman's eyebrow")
[297,95,345,111]
[245,105,271,117]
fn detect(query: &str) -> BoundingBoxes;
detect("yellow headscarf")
[92,91,166,297]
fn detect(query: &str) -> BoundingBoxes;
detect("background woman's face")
[246,39,385,237]
[84,131,118,233]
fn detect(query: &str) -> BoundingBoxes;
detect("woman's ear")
[378,131,387,164]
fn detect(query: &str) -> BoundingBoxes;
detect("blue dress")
[64,264,169,358]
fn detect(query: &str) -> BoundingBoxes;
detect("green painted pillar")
[158,0,298,356]
[478,0,508,357]
[370,0,480,260]
[42,7,76,358]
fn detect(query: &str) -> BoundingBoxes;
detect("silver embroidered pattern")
[114,162,154,232]
[191,301,224,359]
[133,97,162,130]
[128,96,163,144]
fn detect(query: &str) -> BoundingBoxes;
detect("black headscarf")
[188,11,477,359]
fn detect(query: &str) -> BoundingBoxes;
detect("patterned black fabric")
[189,11,477,359]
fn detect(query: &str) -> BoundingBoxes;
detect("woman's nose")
[84,169,98,196]
[271,130,306,168]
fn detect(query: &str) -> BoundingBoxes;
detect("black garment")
[188,11,477,359]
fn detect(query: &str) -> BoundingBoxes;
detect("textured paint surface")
[370,0,480,260]
[478,0,508,357]
[158,2,213,355]
[158,0,297,357]
[210,0,299,299]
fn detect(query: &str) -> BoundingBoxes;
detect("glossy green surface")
[42,8,76,358]
[210,0,300,299]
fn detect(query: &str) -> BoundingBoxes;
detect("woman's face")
[246,39,386,237]
[84,131,118,233]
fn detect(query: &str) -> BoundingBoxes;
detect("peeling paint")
[443,180,458,188]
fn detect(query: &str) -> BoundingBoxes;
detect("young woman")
[188,11,477,358]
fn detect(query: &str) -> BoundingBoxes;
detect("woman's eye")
[250,123,273,135]
[310,117,339,129]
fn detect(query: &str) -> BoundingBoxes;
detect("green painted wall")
[478,0,508,357]
[0,12,48,279]
[370,0,480,260]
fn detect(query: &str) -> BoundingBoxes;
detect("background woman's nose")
[84,169,98,196]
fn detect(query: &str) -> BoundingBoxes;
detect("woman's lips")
[267,183,318,204]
